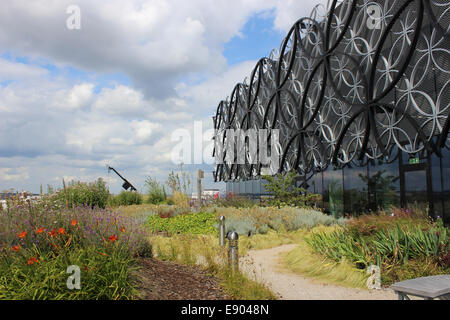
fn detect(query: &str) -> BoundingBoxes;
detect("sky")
[0,0,327,195]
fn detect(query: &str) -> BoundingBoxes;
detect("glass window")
[431,153,444,220]
[307,172,323,208]
[261,178,271,196]
[245,180,253,195]
[253,179,261,196]
[441,147,450,224]
[404,170,428,213]
[233,182,239,195]
[323,168,344,218]
[239,181,245,194]
[368,159,400,211]
[343,164,368,216]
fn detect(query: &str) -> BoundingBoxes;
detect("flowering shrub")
[0,196,150,299]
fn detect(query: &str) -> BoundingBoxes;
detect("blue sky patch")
[223,11,285,66]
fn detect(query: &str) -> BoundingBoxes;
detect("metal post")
[227,231,239,272]
[219,216,226,247]
[197,169,204,208]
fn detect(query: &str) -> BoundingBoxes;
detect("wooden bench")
[391,275,450,300]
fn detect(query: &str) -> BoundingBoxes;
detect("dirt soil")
[137,258,230,300]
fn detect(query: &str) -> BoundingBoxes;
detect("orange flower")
[27,257,39,265]
[99,252,108,256]
[108,235,118,243]
[36,227,45,234]
[120,227,126,232]
[71,220,77,226]
[57,228,66,235]
[48,230,57,238]
[18,231,27,239]
[11,245,21,252]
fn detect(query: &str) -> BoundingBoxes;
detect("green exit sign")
[409,157,420,164]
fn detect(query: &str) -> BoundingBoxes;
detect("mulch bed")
[136,258,231,300]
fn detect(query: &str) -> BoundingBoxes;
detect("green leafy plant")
[147,212,217,235]
[109,191,143,206]
[56,178,110,209]
[145,177,166,205]
[305,214,450,285]
[262,171,321,208]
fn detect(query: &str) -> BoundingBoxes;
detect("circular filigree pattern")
[213,0,450,182]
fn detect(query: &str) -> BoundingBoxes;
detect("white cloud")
[273,0,330,33]
[0,0,281,97]
[0,58,48,81]
[93,85,146,116]
[52,83,94,110]
[0,167,29,182]
[0,0,329,193]
[131,120,162,143]
[177,60,259,117]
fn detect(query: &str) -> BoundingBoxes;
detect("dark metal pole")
[107,166,138,192]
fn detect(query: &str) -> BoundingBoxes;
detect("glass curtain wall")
[323,169,344,218]
[368,160,401,212]
[440,147,450,224]
[225,146,448,225]
[343,165,368,216]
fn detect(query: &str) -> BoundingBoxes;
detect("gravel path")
[240,244,398,300]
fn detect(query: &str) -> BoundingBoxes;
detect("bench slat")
[391,275,450,298]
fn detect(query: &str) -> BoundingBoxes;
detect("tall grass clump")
[56,178,110,209]
[172,191,190,208]
[305,213,450,285]
[0,196,150,299]
[109,191,143,206]
[145,177,166,205]
[282,238,369,289]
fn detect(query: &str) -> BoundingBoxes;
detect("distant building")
[0,192,41,210]
[191,189,220,200]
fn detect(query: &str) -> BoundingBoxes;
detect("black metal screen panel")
[213,0,450,182]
